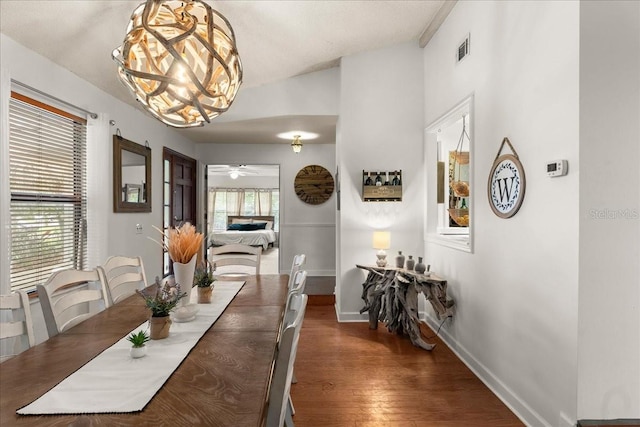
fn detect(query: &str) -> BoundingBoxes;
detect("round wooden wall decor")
[487,138,526,218]
[294,165,334,205]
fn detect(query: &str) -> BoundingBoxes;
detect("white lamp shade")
[372,231,391,249]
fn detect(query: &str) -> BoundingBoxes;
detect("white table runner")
[17,281,245,415]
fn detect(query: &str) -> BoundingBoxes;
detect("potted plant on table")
[150,222,204,321]
[137,277,186,340]
[127,330,150,358]
[195,261,216,303]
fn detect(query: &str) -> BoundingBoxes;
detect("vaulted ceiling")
[0,0,453,144]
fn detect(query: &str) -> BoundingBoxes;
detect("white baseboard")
[334,308,369,323]
[421,313,555,427]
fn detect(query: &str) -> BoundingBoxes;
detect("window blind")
[8,92,87,292]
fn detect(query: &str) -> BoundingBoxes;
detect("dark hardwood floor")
[290,305,524,427]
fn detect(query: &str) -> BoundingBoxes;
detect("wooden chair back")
[36,268,108,338]
[266,293,308,427]
[0,290,35,363]
[99,255,147,305]
[208,244,262,277]
[287,254,306,291]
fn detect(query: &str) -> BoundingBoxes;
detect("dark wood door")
[163,148,197,273]
[171,155,196,225]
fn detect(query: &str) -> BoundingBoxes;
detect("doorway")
[205,164,280,273]
[163,147,197,275]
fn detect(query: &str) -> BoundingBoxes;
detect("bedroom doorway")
[205,165,280,273]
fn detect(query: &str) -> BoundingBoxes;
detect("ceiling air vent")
[457,34,470,63]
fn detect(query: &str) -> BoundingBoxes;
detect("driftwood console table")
[356,264,455,351]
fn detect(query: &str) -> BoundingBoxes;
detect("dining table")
[0,274,288,427]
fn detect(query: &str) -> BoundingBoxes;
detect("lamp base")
[376,250,387,267]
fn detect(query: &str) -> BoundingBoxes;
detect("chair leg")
[289,394,295,416]
[285,398,295,427]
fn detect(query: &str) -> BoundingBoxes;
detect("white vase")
[172,254,198,322]
[173,254,196,300]
[130,346,147,358]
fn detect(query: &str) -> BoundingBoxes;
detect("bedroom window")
[209,189,279,231]
[8,92,87,292]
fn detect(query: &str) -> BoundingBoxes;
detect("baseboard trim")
[334,309,368,323]
[578,420,640,427]
[421,313,554,427]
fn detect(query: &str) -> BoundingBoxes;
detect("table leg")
[403,282,436,351]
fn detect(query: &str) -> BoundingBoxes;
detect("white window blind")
[8,92,87,292]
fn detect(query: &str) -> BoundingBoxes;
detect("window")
[424,94,473,253]
[8,92,87,292]
[208,189,280,231]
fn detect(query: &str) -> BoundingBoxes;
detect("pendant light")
[291,135,303,153]
[113,0,242,128]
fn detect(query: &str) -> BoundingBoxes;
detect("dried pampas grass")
[150,222,203,264]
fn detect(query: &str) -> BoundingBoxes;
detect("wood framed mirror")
[113,135,151,213]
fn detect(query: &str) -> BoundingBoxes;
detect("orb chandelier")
[112,0,243,128]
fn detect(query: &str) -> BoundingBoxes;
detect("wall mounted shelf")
[362,170,402,202]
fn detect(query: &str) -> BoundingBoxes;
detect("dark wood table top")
[0,274,288,427]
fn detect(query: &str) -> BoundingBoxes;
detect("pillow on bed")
[230,218,253,224]
[227,223,267,231]
[253,221,273,230]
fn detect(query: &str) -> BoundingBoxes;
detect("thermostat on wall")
[547,160,568,177]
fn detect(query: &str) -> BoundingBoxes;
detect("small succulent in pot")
[127,330,150,348]
[194,261,216,288]
[195,261,216,304]
[127,330,150,358]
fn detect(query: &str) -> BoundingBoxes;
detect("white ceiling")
[0,0,451,145]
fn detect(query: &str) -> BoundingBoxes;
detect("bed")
[208,215,277,250]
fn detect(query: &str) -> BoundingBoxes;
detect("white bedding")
[209,229,276,250]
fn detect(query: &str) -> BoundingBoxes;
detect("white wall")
[0,34,196,343]
[194,68,339,277]
[196,143,336,276]
[423,2,580,426]
[578,0,640,420]
[336,42,425,320]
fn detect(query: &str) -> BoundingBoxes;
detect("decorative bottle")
[415,257,426,274]
[384,172,390,185]
[391,172,400,186]
[405,255,415,270]
[364,172,373,185]
[395,251,405,268]
[375,172,382,186]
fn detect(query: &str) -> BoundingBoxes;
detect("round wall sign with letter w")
[487,138,526,218]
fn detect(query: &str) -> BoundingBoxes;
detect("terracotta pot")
[149,315,171,340]
[197,286,213,304]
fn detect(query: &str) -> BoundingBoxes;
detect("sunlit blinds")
[9,92,87,292]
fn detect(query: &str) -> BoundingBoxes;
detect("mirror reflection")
[121,150,146,203]
[113,135,151,213]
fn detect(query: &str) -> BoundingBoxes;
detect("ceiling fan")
[207,165,259,179]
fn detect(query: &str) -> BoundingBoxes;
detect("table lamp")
[372,231,391,267]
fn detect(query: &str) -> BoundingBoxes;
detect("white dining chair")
[287,254,306,291]
[266,293,308,427]
[208,244,262,277]
[99,255,148,306]
[0,290,35,363]
[37,268,108,338]
[281,269,308,406]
